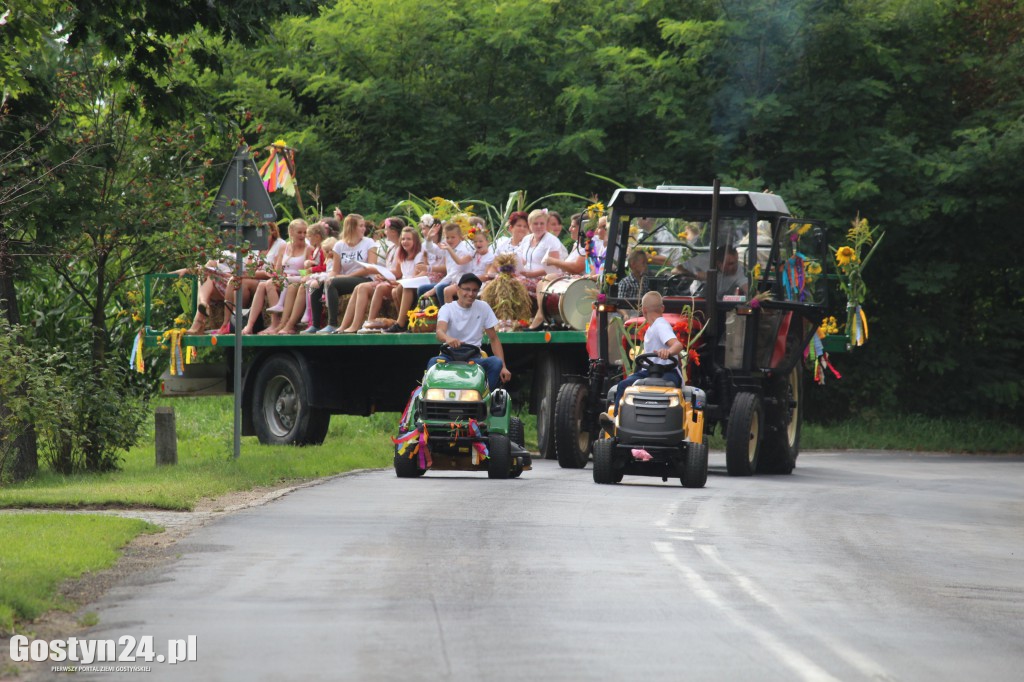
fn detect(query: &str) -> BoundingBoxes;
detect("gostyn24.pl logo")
[10,634,197,664]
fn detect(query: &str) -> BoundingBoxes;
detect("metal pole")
[232,148,244,460]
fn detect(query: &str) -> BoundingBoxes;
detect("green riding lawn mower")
[394,344,531,479]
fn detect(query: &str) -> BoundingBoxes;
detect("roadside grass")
[0,514,160,633]
[0,396,398,511]
[801,415,1024,453]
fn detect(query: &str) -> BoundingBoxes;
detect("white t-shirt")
[333,237,376,275]
[517,232,567,275]
[468,249,495,278]
[644,317,681,377]
[397,251,425,279]
[438,299,498,345]
[381,240,398,268]
[426,239,476,284]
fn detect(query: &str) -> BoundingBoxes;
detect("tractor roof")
[608,186,790,217]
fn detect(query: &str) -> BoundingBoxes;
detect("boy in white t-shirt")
[429,273,511,391]
[607,291,684,418]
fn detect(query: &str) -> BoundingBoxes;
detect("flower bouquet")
[833,214,884,347]
[407,301,439,333]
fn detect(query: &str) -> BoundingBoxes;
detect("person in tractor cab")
[617,249,650,304]
[674,244,748,298]
[602,290,685,425]
[429,273,512,391]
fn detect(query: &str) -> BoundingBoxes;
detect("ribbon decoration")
[258,142,297,197]
[848,304,869,347]
[393,424,432,470]
[129,329,145,373]
[165,329,187,376]
[467,418,489,465]
[808,334,842,385]
[782,254,807,302]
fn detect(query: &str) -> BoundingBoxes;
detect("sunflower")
[835,246,857,267]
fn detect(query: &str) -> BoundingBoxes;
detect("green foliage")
[0,322,73,483]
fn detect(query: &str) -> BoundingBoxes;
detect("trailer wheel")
[593,438,621,484]
[725,392,762,476]
[394,445,427,478]
[555,382,591,469]
[252,354,329,445]
[681,441,708,488]
[758,364,802,474]
[488,433,512,479]
[534,353,563,459]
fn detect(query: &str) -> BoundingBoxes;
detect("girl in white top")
[339,217,404,332]
[244,219,310,335]
[361,226,426,332]
[309,213,378,333]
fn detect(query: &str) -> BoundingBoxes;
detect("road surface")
[61,452,1024,680]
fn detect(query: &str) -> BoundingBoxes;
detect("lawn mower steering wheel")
[441,343,482,362]
[634,352,680,376]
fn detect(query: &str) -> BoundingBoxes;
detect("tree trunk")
[0,237,38,481]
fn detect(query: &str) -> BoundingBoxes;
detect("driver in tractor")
[429,273,512,391]
[601,290,684,430]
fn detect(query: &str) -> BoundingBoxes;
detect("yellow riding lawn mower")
[594,353,708,488]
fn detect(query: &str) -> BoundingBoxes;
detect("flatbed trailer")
[143,296,587,452]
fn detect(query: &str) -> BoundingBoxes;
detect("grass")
[800,414,1024,453]
[0,396,399,510]
[0,514,160,633]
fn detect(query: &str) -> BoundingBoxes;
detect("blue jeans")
[416,283,438,301]
[427,353,504,391]
[613,369,681,415]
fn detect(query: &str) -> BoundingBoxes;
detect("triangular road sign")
[208,145,278,228]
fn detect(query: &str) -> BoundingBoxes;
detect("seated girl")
[241,219,310,335]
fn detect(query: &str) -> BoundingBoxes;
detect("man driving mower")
[428,273,512,389]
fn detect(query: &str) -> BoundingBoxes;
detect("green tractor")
[394,344,530,479]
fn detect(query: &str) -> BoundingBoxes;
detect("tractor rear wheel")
[555,382,591,469]
[534,353,562,459]
[725,392,762,476]
[758,364,802,474]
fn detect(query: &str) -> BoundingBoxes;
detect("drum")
[538,276,599,330]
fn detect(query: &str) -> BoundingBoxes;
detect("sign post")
[208,145,277,459]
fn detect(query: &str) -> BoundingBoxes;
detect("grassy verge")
[0,515,160,633]
[0,396,398,510]
[801,415,1024,453]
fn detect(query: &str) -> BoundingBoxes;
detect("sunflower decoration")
[480,253,531,323]
[831,214,884,347]
[407,301,440,333]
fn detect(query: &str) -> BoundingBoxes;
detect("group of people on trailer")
[181,206,612,336]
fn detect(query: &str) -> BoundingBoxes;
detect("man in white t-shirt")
[605,291,684,419]
[429,273,511,390]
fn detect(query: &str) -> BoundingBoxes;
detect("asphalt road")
[66,451,1023,681]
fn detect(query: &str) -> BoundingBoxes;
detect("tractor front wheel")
[555,383,591,469]
[488,434,512,479]
[681,441,708,488]
[593,438,621,484]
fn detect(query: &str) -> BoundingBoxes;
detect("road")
[64,451,1024,681]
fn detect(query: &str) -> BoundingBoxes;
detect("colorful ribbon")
[165,329,186,376]
[129,329,145,373]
